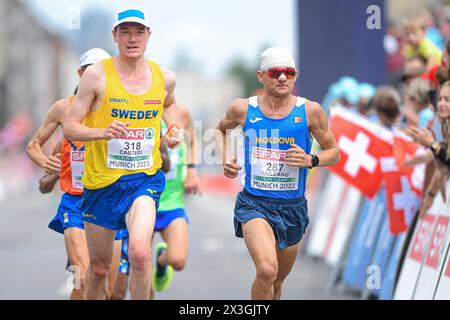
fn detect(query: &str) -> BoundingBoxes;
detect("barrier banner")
[328,106,393,199]
[324,185,363,266]
[434,244,450,299]
[379,233,407,300]
[342,189,386,290]
[305,174,347,258]
[305,168,328,229]
[434,185,450,299]
[367,195,396,297]
[393,203,441,299]
[413,185,450,299]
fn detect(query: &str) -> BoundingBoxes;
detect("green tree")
[227,58,261,97]
[227,44,272,97]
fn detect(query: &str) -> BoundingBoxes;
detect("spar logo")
[144,100,162,105]
[123,129,145,140]
[253,147,287,161]
[71,151,84,162]
[145,128,154,139]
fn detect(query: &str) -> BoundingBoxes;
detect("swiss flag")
[381,156,420,234]
[328,107,393,199]
[392,130,425,197]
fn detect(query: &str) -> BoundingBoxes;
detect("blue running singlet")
[242,96,312,200]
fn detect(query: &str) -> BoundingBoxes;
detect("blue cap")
[338,76,360,105]
[358,83,376,100]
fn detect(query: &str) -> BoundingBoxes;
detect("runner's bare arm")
[39,139,62,194]
[161,69,183,149]
[39,174,60,194]
[179,106,202,194]
[179,106,197,165]
[26,99,66,168]
[64,65,129,141]
[216,99,247,178]
[161,69,178,129]
[159,139,170,173]
[286,101,339,167]
[305,101,340,166]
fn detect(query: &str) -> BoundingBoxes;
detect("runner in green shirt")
[152,105,202,294]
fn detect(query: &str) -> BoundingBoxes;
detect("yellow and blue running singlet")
[82,57,165,190]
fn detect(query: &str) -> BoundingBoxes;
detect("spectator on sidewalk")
[407,78,435,128]
[403,16,442,71]
[372,86,401,129]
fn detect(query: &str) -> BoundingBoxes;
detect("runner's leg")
[64,227,89,300]
[107,239,123,298]
[126,196,156,300]
[273,243,300,300]
[110,273,129,300]
[159,218,189,271]
[241,218,278,300]
[84,222,116,300]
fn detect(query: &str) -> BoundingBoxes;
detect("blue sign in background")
[379,233,407,300]
[296,0,386,102]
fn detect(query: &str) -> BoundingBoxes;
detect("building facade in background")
[0,0,78,128]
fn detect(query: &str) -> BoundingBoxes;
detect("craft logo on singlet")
[71,151,84,162]
[109,98,129,104]
[144,100,162,105]
[253,147,287,162]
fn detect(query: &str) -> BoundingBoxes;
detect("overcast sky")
[23,0,297,79]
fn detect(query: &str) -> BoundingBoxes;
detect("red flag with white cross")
[392,129,425,197]
[328,107,393,199]
[381,156,420,234]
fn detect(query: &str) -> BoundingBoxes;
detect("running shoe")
[152,242,173,292]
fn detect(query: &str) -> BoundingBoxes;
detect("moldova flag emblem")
[292,117,302,123]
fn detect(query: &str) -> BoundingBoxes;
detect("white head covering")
[79,48,111,67]
[113,7,151,29]
[260,47,296,71]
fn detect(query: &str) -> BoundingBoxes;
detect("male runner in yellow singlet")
[64,7,182,300]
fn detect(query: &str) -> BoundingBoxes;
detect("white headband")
[260,47,296,71]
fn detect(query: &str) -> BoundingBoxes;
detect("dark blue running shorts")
[234,191,309,250]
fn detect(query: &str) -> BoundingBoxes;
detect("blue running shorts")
[49,193,84,234]
[115,228,128,241]
[155,208,189,232]
[118,235,130,275]
[234,191,309,250]
[77,171,165,231]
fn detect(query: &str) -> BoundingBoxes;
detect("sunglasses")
[266,67,297,79]
[80,64,92,71]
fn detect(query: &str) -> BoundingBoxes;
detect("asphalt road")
[0,189,355,300]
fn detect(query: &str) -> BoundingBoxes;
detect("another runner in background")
[26,48,125,299]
